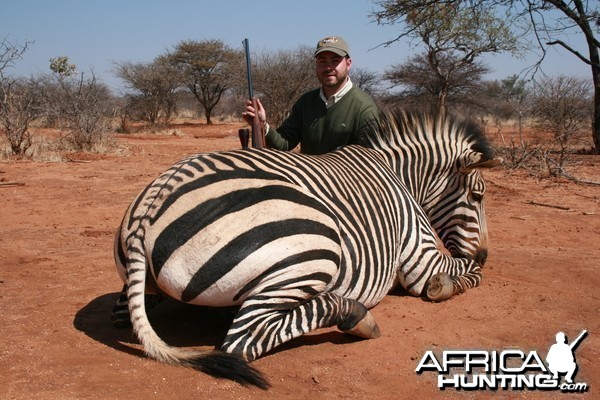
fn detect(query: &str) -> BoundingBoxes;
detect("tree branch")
[546,39,594,65]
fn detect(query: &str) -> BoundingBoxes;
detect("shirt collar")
[320,78,353,109]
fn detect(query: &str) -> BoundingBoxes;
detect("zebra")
[111,109,501,388]
[366,109,502,264]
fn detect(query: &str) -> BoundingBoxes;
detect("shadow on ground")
[73,293,365,360]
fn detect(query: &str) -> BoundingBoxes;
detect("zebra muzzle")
[474,248,488,266]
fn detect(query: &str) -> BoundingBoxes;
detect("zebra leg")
[111,284,131,328]
[221,292,380,361]
[426,262,483,302]
[111,284,165,328]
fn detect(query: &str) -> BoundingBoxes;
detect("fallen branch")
[66,158,92,163]
[527,200,570,211]
[0,181,25,188]
[563,174,600,186]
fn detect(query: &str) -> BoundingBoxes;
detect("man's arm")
[265,99,305,151]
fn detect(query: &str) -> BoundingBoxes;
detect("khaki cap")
[314,36,350,57]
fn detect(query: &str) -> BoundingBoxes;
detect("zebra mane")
[364,108,496,160]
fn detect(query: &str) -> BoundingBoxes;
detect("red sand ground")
[1,123,598,399]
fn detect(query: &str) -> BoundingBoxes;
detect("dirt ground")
[1,122,598,400]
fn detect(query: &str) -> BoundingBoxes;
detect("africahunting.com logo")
[416,330,588,393]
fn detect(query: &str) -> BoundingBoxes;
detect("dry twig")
[0,181,25,188]
[562,173,600,186]
[527,200,570,211]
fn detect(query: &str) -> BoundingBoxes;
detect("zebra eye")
[470,191,484,202]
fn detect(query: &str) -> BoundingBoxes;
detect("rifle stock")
[243,38,266,149]
[238,128,249,148]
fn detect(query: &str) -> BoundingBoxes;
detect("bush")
[531,75,593,176]
[42,62,114,151]
[0,78,41,157]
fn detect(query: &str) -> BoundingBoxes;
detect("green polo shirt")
[266,86,379,155]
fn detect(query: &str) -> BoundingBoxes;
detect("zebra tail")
[186,351,270,390]
[125,238,269,389]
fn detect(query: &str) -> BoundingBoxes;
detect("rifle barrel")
[570,330,588,349]
[242,38,265,148]
[243,38,253,100]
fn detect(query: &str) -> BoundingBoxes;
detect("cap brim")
[315,47,348,57]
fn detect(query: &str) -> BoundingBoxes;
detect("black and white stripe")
[364,109,502,262]
[112,109,501,387]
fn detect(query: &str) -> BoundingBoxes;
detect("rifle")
[242,38,266,149]
[569,330,588,350]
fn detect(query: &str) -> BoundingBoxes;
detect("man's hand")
[242,98,267,125]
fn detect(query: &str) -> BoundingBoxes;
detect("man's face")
[315,51,351,90]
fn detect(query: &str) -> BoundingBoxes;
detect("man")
[243,36,379,154]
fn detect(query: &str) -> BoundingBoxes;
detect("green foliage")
[374,1,520,114]
[49,56,77,77]
[372,0,600,152]
[166,39,241,124]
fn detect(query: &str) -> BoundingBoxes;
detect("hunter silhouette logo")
[416,330,589,393]
[546,330,587,384]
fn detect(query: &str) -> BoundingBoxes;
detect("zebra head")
[365,109,502,265]
[429,148,502,265]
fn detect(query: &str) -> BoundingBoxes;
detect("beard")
[321,72,348,88]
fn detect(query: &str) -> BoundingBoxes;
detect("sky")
[2,0,592,94]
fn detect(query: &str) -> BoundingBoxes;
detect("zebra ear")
[459,152,503,173]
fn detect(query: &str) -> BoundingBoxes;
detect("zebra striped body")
[112,110,500,387]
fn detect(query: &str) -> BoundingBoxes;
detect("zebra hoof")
[343,310,381,339]
[427,272,455,302]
